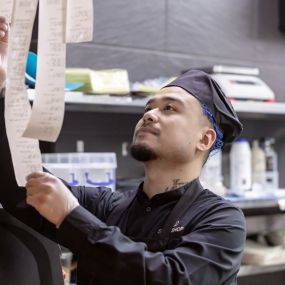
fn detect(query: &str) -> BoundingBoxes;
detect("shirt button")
[145,206,152,213]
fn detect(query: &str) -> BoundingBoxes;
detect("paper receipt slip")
[2,0,94,186]
[0,0,14,23]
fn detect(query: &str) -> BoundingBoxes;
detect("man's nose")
[143,108,159,123]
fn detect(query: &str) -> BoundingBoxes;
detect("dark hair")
[200,102,224,155]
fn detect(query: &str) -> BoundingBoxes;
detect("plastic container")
[42,153,117,191]
[263,138,279,190]
[251,140,266,192]
[230,138,252,195]
[200,151,226,196]
[60,250,73,285]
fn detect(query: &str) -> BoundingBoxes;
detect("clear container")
[263,138,279,190]
[42,152,117,191]
[251,140,266,192]
[200,151,226,196]
[60,251,73,285]
[230,138,252,195]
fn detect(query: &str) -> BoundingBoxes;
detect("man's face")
[131,86,209,163]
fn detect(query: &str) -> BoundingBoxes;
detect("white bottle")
[230,138,252,195]
[251,140,266,192]
[263,138,279,190]
[200,151,225,196]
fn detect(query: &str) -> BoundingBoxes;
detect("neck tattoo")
[164,179,189,192]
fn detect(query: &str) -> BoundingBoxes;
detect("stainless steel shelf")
[232,100,285,119]
[245,213,285,235]
[28,90,149,114]
[239,263,285,277]
[28,90,285,117]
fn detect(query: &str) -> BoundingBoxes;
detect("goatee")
[130,143,158,162]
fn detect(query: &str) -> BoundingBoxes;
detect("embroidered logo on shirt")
[156,220,185,235]
[171,220,184,233]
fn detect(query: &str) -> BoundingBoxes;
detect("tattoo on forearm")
[164,179,189,192]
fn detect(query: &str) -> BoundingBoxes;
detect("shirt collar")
[137,177,201,206]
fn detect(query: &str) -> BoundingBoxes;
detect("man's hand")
[0,17,8,42]
[0,16,8,86]
[25,172,79,227]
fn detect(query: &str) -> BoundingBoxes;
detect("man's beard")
[130,143,158,162]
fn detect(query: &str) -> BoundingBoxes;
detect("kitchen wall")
[66,0,285,101]
[57,0,285,186]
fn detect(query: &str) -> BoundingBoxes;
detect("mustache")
[135,123,160,136]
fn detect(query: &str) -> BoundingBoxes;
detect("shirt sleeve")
[0,97,120,241]
[57,201,246,285]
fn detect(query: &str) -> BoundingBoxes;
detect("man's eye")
[164,104,175,111]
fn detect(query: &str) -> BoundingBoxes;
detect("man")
[0,17,245,285]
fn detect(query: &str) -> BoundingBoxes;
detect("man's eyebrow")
[145,96,185,106]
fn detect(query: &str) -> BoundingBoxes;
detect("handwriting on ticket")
[4,0,41,186]
[2,0,93,186]
[66,0,94,43]
[0,0,14,23]
[22,0,66,142]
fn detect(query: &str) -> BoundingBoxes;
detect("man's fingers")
[26,171,48,181]
[25,171,50,190]
[26,179,42,192]
[0,28,8,38]
[0,23,8,32]
[26,172,61,189]
[26,192,49,209]
[26,178,52,197]
[25,172,60,196]
[0,19,8,42]
[0,17,8,38]
[0,16,7,23]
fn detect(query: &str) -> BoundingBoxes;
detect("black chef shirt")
[124,183,186,238]
[63,181,245,285]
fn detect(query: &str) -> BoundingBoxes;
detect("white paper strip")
[5,0,42,187]
[23,0,66,142]
[0,0,14,23]
[65,0,93,43]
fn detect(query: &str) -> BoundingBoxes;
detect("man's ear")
[197,128,216,152]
